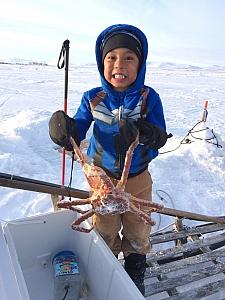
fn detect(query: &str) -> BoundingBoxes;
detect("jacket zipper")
[118,99,124,171]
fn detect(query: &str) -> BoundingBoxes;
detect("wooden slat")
[144,216,225,299]
[1,172,225,225]
[150,223,225,245]
[159,207,225,225]
[145,260,225,296]
[146,247,225,278]
[147,232,225,263]
[169,278,225,300]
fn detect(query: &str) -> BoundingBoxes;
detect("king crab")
[57,135,163,232]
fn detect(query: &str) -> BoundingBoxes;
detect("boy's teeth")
[114,74,125,79]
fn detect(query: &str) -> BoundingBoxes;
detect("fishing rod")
[57,39,70,195]
[0,172,225,225]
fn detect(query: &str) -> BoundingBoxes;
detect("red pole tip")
[204,100,208,110]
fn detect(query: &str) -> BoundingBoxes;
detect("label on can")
[53,251,80,276]
[54,261,80,276]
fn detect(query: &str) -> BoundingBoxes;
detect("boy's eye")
[106,55,134,61]
[125,56,134,61]
[106,54,116,60]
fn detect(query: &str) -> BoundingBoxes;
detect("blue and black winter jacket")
[74,24,166,179]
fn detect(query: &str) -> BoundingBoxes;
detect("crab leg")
[71,210,95,233]
[117,134,139,190]
[70,136,86,165]
[129,203,156,226]
[57,198,92,209]
[130,195,163,210]
[69,206,90,214]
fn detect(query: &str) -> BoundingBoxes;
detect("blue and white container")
[52,250,81,300]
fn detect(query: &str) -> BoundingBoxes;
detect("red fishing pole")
[57,40,70,195]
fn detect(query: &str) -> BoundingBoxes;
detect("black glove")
[49,110,80,151]
[137,118,168,149]
[119,118,139,150]
[114,118,138,157]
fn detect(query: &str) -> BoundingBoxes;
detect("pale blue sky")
[1,0,225,66]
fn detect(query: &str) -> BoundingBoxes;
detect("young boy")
[49,24,168,296]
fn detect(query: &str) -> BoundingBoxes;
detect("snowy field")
[0,60,225,233]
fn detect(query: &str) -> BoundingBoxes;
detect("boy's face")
[103,48,139,92]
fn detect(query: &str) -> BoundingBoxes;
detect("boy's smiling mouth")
[113,74,127,79]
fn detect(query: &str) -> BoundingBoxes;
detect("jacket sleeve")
[73,92,94,141]
[145,89,166,130]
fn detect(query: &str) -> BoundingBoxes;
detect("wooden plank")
[159,207,225,225]
[51,194,60,211]
[150,223,225,245]
[0,173,89,198]
[147,232,225,263]
[145,260,225,296]
[169,278,225,300]
[1,172,225,225]
[146,247,225,278]
[145,215,225,298]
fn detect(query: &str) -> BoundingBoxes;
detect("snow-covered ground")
[0,60,225,233]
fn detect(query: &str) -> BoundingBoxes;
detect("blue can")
[52,250,81,300]
[52,250,80,277]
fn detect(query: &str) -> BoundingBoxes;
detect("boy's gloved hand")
[136,118,168,149]
[118,118,139,150]
[49,110,80,151]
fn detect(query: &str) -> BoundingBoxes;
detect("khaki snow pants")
[92,169,153,257]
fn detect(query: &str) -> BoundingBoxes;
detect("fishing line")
[67,151,75,200]
[159,120,222,155]
[153,189,176,232]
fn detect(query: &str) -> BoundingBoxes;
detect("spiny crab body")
[57,136,163,232]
